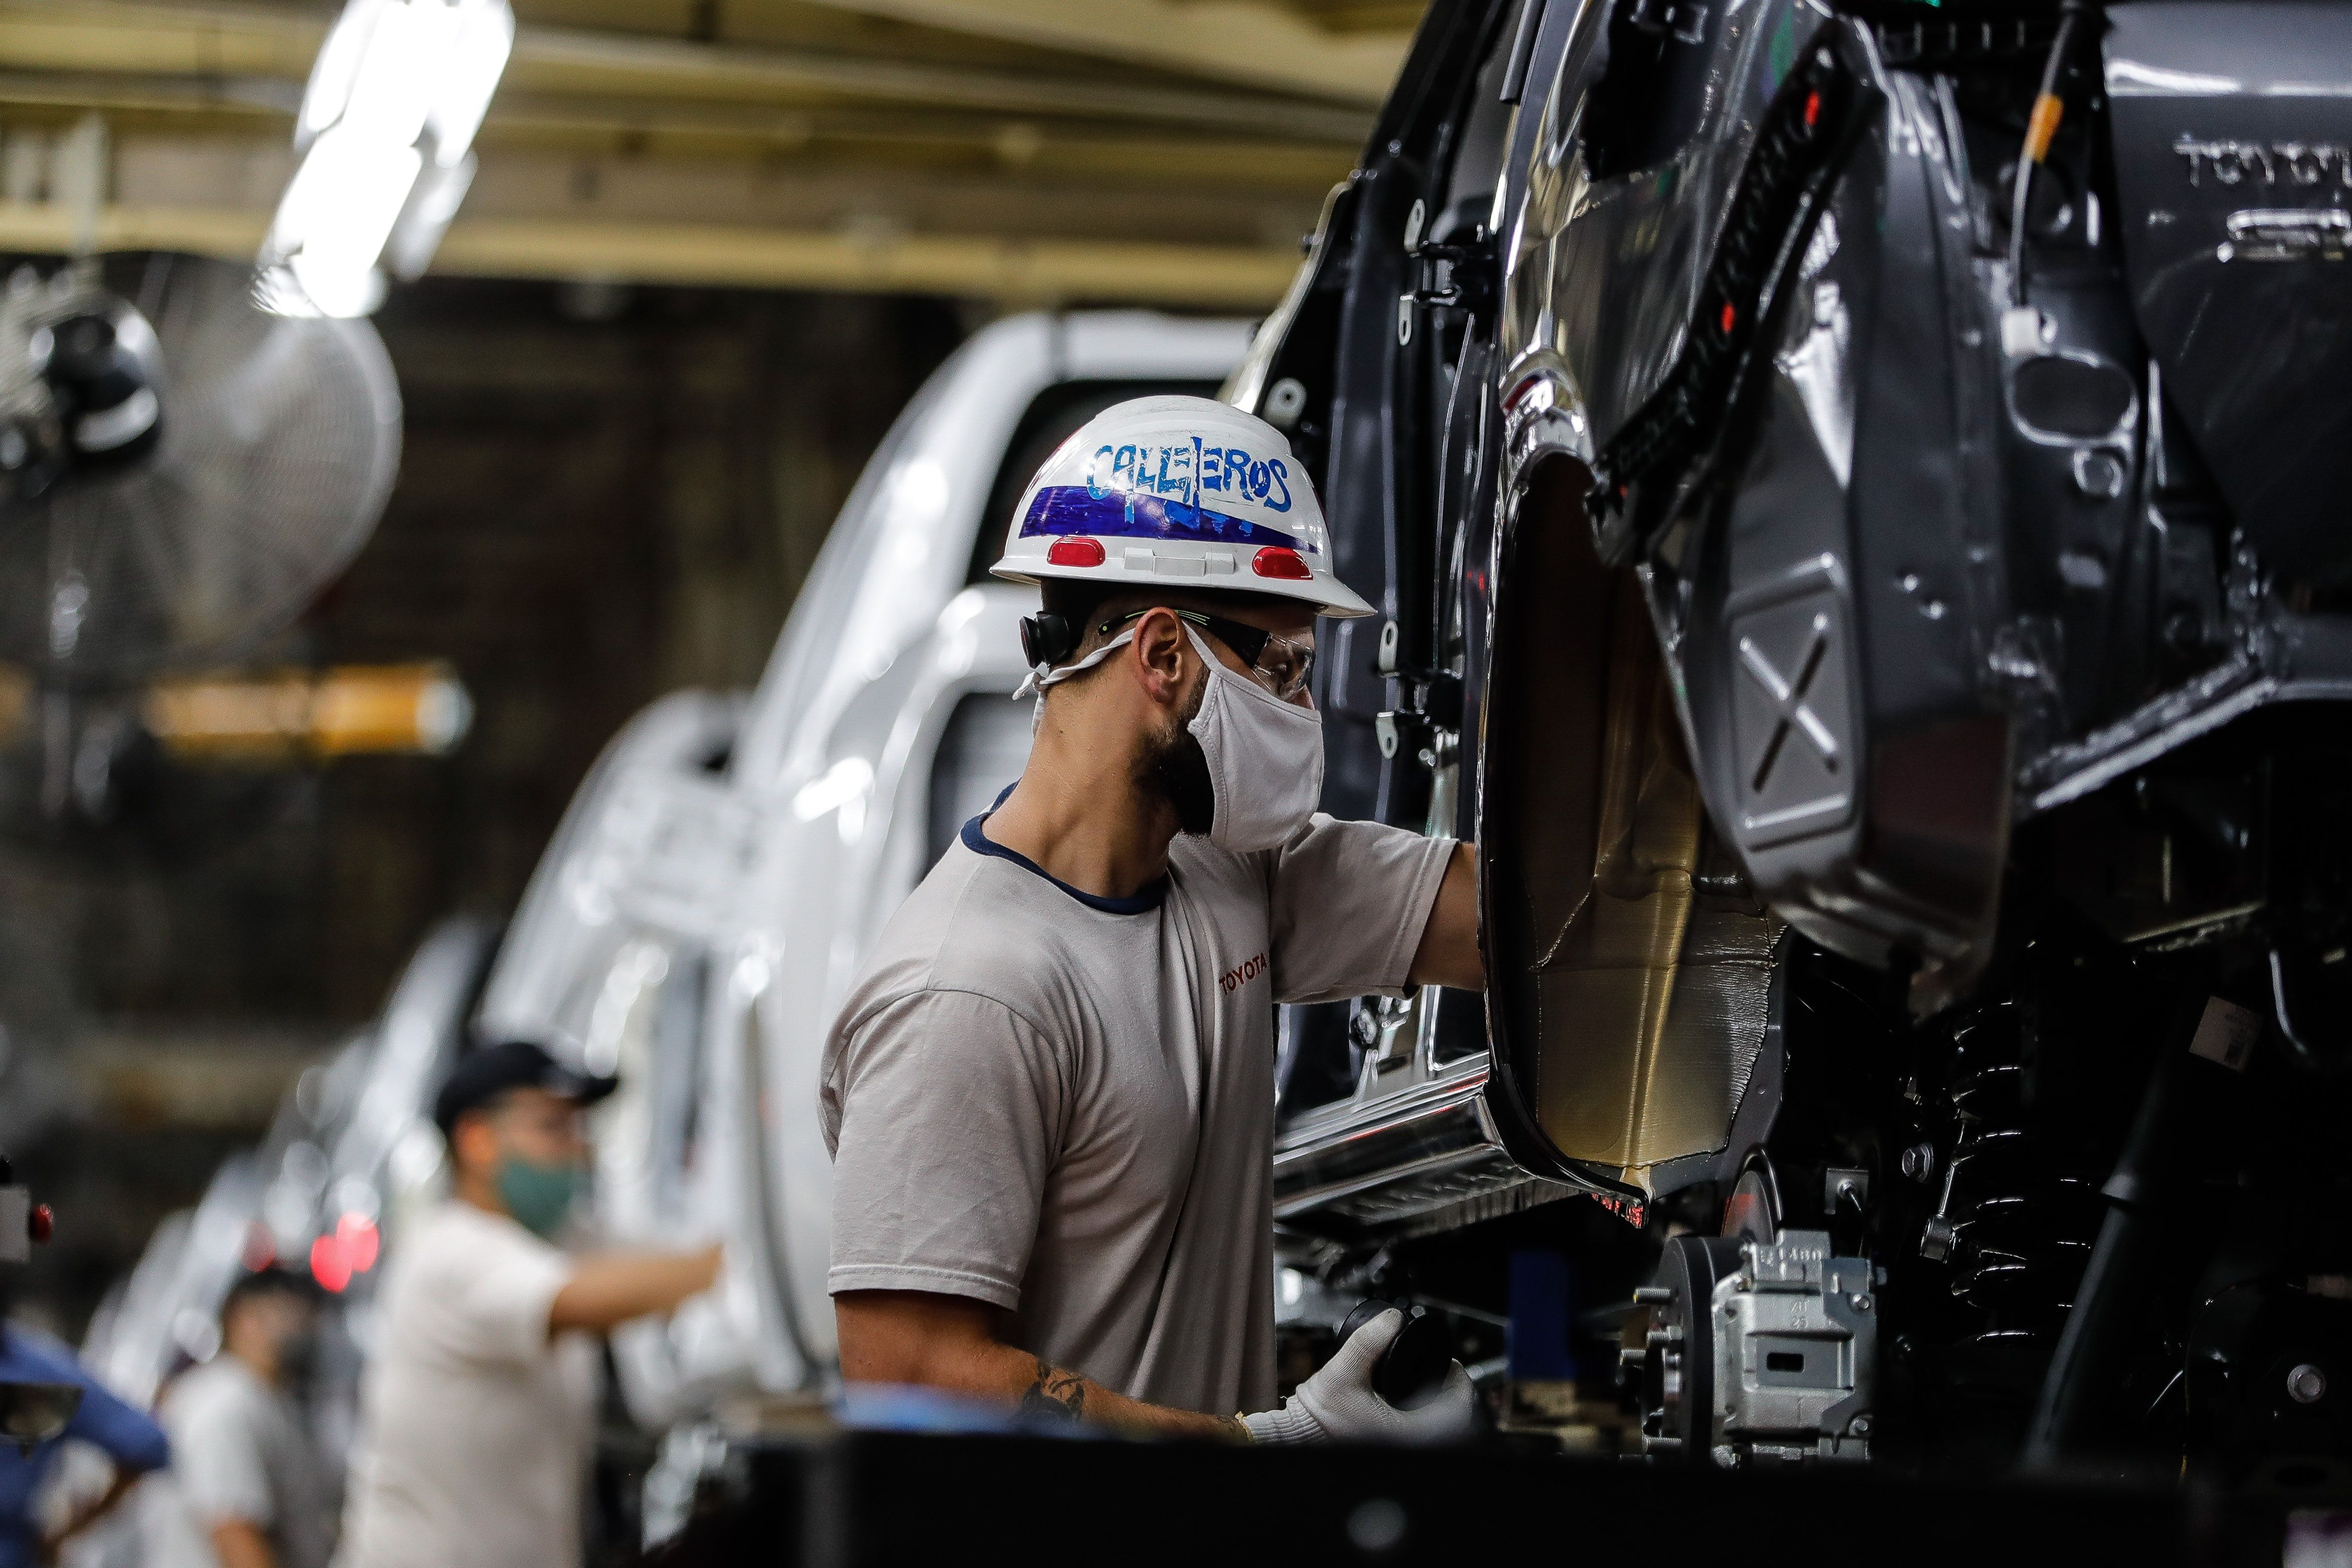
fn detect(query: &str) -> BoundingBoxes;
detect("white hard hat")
[989,394,1374,619]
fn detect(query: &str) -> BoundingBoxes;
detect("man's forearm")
[548,1244,722,1335]
[836,1291,1242,1440]
[1003,1350,1245,1441]
[210,1518,278,1568]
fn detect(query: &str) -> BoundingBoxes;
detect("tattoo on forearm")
[1016,1357,1087,1422]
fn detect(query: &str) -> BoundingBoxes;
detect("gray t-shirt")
[822,811,1454,1416]
[146,1356,337,1568]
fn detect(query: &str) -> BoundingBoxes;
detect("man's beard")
[1140,679,1215,836]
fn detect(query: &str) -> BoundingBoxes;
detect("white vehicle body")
[80,1156,268,1413]
[81,917,495,1407]
[475,311,1253,1422]
[70,918,494,1568]
[474,689,768,1417]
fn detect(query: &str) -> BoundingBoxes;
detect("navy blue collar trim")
[961,814,1167,914]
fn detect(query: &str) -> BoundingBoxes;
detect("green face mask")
[496,1155,583,1241]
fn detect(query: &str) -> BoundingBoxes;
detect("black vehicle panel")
[2106,2,2352,586]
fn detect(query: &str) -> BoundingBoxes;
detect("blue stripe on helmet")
[1017,485,1307,554]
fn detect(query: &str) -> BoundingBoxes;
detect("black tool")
[1340,1298,1453,1411]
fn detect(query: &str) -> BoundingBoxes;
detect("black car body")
[1242,0,2352,1477]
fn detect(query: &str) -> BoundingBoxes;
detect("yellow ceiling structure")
[0,0,1421,305]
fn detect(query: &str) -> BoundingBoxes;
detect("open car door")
[1250,0,1788,1235]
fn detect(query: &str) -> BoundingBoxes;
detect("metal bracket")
[1397,225,1498,346]
[1376,708,1433,766]
[1824,1167,1871,1212]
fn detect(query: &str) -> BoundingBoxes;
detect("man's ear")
[450,1111,498,1179]
[1126,607,1195,708]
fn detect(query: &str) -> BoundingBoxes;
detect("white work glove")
[1240,1308,1477,1445]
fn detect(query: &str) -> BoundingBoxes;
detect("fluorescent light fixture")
[264,0,514,316]
[384,153,475,280]
[270,127,421,273]
[335,0,448,150]
[285,255,389,320]
[428,2,514,166]
[266,124,420,317]
[296,0,385,149]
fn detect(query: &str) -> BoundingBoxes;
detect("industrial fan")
[0,252,400,685]
[0,252,408,853]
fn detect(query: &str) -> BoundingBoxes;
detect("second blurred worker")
[148,1267,336,1568]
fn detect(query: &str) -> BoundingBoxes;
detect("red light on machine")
[1804,91,1821,128]
[1251,547,1312,581]
[309,1212,381,1294]
[1720,302,1738,335]
[1046,536,1105,567]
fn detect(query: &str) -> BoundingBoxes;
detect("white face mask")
[1016,621,1324,852]
[1181,626,1323,853]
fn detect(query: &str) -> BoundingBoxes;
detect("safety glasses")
[1096,607,1317,701]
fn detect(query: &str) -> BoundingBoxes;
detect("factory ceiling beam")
[0,0,318,78]
[470,105,1351,188]
[0,1,1350,301]
[0,68,293,119]
[504,29,1365,139]
[0,75,1352,191]
[0,199,1302,307]
[0,1,1375,143]
[436,213,1301,305]
[784,0,1412,105]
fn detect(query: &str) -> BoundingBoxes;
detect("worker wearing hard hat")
[823,395,1480,1442]
[338,1040,722,1568]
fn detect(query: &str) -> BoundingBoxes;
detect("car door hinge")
[1398,224,1498,343]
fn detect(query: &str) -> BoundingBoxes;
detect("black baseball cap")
[432,1038,619,1137]
[223,1265,319,1313]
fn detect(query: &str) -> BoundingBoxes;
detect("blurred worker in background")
[0,1313,168,1566]
[335,1039,722,1568]
[146,1267,337,1568]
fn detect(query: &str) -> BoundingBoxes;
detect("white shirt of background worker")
[824,395,1483,1442]
[147,1268,337,1568]
[336,1041,722,1568]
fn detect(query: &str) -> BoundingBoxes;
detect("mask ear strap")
[1180,624,1253,697]
[1179,622,1219,675]
[1015,627,1137,701]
